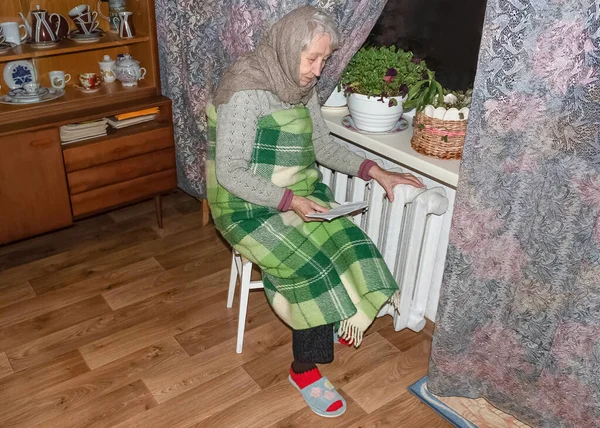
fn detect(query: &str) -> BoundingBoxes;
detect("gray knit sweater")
[215,90,371,209]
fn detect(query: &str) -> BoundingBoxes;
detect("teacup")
[69,4,99,34]
[74,17,100,34]
[79,72,102,90]
[0,22,26,45]
[0,26,6,45]
[69,4,96,19]
[49,70,72,89]
[23,82,40,94]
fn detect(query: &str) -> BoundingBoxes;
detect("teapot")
[29,5,64,43]
[18,12,32,38]
[114,53,146,87]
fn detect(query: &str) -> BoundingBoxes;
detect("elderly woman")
[206,6,422,417]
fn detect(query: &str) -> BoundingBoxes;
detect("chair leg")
[154,195,163,229]
[227,252,238,308]
[236,260,253,353]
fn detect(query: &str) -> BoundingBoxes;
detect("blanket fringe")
[338,319,363,347]
[337,291,401,347]
[389,290,401,312]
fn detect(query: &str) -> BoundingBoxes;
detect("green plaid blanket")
[206,103,397,345]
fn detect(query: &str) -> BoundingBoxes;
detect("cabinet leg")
[154,195,163,229]
[201,199,210,227]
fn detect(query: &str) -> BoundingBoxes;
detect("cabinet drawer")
[63,126,173,172]
[70,169,177,217]
[67,148,175,195]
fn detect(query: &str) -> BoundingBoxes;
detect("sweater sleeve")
[306,93,375,180]
[215,91,288,209]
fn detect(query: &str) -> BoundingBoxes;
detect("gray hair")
[302,10,340,50]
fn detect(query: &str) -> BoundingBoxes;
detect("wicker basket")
[410,112,467,160]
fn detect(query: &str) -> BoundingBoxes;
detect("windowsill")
[321,106,461,189]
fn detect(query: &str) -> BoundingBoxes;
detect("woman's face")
[299,34,332,87]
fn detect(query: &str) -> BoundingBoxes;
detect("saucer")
[68,34,104,43]
[27,40,60,49]
[69,29,104,37]
[75,85,101,93]
[8,87,50,100]
[321,105,348,111]
[341,114,409,135]
[0,42,18,54]
[67,29,105,43]
[0,88,64,105]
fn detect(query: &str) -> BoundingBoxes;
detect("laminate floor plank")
[0,350,89,417]
[31,380,157,428]
[0,191,446,427]
[113,367,261,428]
[241,338,295,390]
[342,338,432,413]
[107,196,172,223]
[377,322,434,352]
[0,295,112,352]
[194,381,308,428]
[152,210,206,237]
[242,331,401,392]
[0,258,162,331]
[269,393,367,428]
[0,338,184,428]
[2,225,159,291]
[153,227,225,270]
[323,332,403,388]
[347,390,453,428]
[0,281,35,309]
[0,275,112,330]
[79,288,230,369]
[25,223,215,296]
[143,319,291,404]
[0,213,200,289]
[29,227,161,295]
[0,214,115,270]
[0,351,12,379]
[175,290,274,356]
[173,198,202,216]
[5,281,204,371]
[102,255,230,310]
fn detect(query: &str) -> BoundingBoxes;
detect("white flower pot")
[347,93,405,132]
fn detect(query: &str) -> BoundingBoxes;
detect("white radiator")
[318,165,449,332]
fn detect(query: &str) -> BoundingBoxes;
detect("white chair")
[227,250,264,353]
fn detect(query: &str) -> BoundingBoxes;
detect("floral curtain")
[428,0,600,426]
[153,0,387,198]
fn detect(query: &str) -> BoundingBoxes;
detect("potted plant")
[340,46,435,132]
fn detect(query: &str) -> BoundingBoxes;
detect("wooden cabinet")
[0,0,161,126]
[0,1,178,244]
[0,129,72,244]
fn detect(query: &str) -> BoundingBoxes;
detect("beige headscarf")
[213,6,320,108]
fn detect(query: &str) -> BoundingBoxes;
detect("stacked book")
[60,119,108,144]
[106,107,159,129]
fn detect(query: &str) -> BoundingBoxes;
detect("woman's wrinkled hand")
[290,195,329,222]
[368,165,424,202]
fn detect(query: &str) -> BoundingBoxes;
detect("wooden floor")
[0,191,451,428]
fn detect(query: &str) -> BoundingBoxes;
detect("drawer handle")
[31,139,54,148]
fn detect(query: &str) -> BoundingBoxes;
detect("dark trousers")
[292,323,334,364]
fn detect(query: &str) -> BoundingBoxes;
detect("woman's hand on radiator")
[290,195,330,222]
[368,165,424,203]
